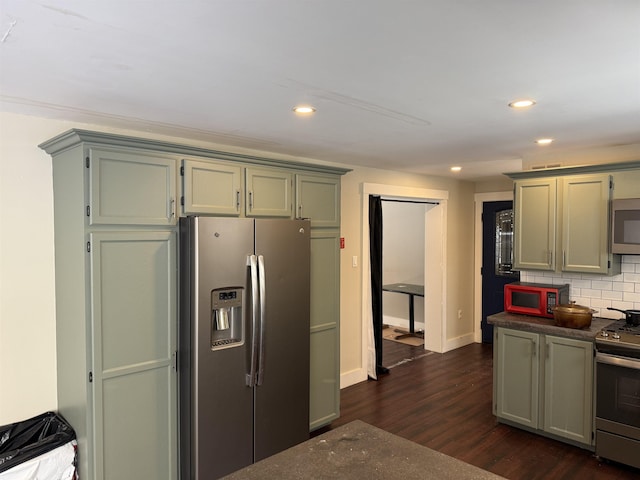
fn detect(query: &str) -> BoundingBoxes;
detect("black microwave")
[611,198,640,255]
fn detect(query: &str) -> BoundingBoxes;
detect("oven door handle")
[596,352,640,370]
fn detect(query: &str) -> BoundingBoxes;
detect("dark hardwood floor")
[317,341,639,480]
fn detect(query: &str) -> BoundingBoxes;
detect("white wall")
[0,115,62,424]
[382,201,425,330]
[0,111,477,424]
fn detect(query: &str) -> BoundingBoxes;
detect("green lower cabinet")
[309,230,340,430]
[89,231,178,479]
[495,329,539,428]
[495,327,594,448]
[543,335,593,445]
[310,326,339,429]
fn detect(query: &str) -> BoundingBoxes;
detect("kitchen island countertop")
[223,420,505,479]
[488,311,615,341]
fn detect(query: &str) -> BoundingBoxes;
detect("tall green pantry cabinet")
[41,129,348,479]
[40,137,179,480]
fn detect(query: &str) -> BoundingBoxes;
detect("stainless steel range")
[595,319,640,469]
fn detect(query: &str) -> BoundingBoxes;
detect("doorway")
[480,201,519,342]
[361,183,448,381]
[379,199,432,369]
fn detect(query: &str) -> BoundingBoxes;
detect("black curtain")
[369,195,388,377]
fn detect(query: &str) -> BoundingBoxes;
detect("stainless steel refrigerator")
[179,217,311,479]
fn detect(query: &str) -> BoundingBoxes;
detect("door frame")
[473,191,514,343]
[361,183,448,380]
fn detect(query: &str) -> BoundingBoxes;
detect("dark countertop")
[487,311,615,341]
[223,420,505,479]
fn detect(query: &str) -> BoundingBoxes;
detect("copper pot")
[552,302,595,329]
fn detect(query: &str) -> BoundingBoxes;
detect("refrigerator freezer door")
[185,217,255,479]
[253,219,311,461]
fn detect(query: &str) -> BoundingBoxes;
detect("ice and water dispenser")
[211,287,244,349]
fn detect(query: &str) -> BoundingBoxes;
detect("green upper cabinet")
[296,174,341,228]
[513,173,619,275]
[514,178,557,271]
[89,148,177,226]
[181,159,242,216]
[245,167,293,217]
[561,175,612,274]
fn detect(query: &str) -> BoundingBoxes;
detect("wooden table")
[223,420,505,479]
[382,283,424,333]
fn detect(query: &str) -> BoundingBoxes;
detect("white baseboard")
[444,332,475,352]
[340,367,367,389]
[383,315,425,332]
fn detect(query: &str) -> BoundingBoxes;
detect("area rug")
[382,325,424,347]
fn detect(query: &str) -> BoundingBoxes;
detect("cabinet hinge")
[180,165,184,176]
[480,266,484,276]
[86,205,90,217]
[86,241,91,253]
[609,179,613,190]
[85,156,89,168]
[172,351,178,371]
[89,371,93,383]
[180,196,184,206]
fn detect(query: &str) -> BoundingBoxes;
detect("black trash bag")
[0,411,76,473]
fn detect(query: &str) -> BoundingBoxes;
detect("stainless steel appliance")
[504,282,569,318]
[595,320,640,469]
[179,217,311,479]
[611,198,640,255]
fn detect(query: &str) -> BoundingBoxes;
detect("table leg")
[409,294,414,333]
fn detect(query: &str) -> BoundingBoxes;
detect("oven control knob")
[612,332,621,340]
[600,330,609,337]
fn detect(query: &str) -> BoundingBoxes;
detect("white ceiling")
[1,1,639,180]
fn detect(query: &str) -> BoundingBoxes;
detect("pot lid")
[553,302,593,314]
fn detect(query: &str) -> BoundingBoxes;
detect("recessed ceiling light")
[293,105,316,114]
[451,166,462,172]
[536,138,554,145]
[508,99,536,108]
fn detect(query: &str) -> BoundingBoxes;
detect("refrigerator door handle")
[257,254,266,386]
[247,254,259,387]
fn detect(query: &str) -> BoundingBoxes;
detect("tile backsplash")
[520,255,640,320]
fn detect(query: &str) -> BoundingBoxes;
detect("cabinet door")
[561,174,611,274]
[245,168,292,217]
[90,231,177,480]
[296,174,340,227]
[309,230,341,430]
[181,159,242,216]
[496,328,539,428]
[543,335,594,445]
[514,178,556,270]
[89,148,177,225]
